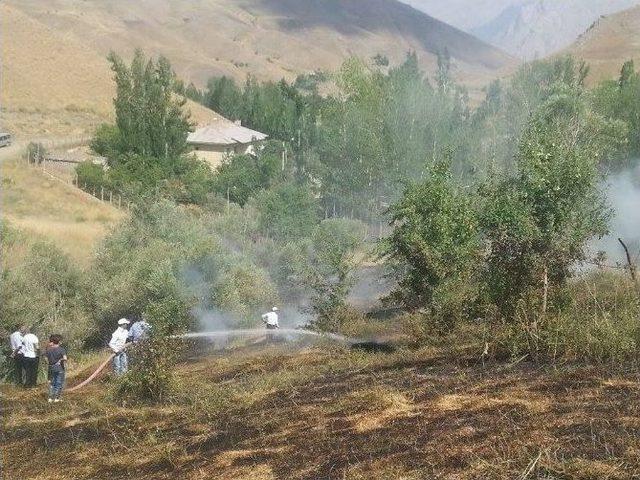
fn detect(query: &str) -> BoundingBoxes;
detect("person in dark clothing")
[45,334,67,403]
[9,325,26,385]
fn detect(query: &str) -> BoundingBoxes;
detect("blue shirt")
[129,321,151,343]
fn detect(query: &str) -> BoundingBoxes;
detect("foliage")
[107,49,192,160]
[212,148,281,206]
[76,161,109,193]
[384,160,480,322]
[26,142,46,163]
[480,87,624,316]
[304,219,367,330]
[85,201,217,343]
[0,223,90,349]
[251,182,320,240]
[113,335,177,403]
[90,124,121,158]
[592,59,640,160]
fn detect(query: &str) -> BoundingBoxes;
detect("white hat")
[118,318,130,325]
[272,307,279,311]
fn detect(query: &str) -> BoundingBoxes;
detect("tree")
[384,159,480,317]
[107,50,193,161]
[480,88,625,316]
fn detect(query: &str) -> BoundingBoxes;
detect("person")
[9,325,26,385]
[129,316,152,343]
[45,334,67,403]
[261,307,279,341]
[21,327,40,387]
[109,318,130,376]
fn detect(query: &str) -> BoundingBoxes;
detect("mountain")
[565,5,640,84]
[399,0,516,31]
[401,0,640,60]
[1,0,516,138]
[472,0,640,60]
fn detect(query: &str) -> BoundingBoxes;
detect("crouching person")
[46,334,67,403]
[109,318,130,376]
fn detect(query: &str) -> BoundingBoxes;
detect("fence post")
[118,195,122,208]
[109,191,113,204]
[101,186,104,201]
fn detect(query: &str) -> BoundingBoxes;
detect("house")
[187,120,268,169]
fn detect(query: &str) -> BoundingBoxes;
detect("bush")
[0,223,91,349]
[76,161,108,193]
[26,142,46,163]
[113,335,177,403]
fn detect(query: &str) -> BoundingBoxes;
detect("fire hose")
[67,352,115,392]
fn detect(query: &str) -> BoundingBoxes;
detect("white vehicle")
[0,133,12,148]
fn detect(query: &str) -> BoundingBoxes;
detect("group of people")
[6,315,151,402]
[9,325,68,402]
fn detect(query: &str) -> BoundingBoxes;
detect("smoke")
[592,162,640,264]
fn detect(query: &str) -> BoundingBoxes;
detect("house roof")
[187,121,268,146]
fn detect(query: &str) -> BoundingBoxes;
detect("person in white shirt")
[109,318,130,376]
[9,325,26,385]
[21,327,40,387]
[261,307,279,341]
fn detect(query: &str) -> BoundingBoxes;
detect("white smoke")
[592,162,640,264]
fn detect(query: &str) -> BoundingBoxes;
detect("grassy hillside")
[0,3,224,139]
[2,0,516,139]
[0,158,124,266]
[565,5,640,84]
[3,342,639,479]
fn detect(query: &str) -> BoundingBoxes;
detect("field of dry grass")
[2,340,639,480]
[0,158,124,265]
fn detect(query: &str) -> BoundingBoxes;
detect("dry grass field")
[0,158,124,266]
[2,341,639,479]
[565,5,640,85]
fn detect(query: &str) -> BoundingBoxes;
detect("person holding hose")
[261,307,279,341]
[109,318,130,375]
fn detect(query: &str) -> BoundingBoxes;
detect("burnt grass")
[2,345,640,480]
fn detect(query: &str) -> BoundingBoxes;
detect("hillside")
[472,0,640,60]
[1,0,516,139]
[0,158,124,266]
[565,5,640,84]
[403,0,640,60]
[0,3,226,139]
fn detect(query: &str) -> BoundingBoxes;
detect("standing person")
[129,316,152,344]
[21,327,40,387]
[109,318,130,376]
[45,334,67,403]
[9,325,26,385]
[261,307,279,341]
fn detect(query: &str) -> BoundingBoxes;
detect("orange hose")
[67,353,115,392]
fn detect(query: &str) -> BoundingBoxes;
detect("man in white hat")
[109,318,130,375]
[261,307,279,341]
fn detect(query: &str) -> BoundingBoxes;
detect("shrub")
[26,142,46,163]
[113,335,177,403]
[76,161,108,193]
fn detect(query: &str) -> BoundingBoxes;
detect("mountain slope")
[402,0,640,60]
[4,0,514,95]
[565,5,640,84]
[472,0,640,60]
[0,3,222,139]
[399,0,516,31]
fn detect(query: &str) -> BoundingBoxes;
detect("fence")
[21,141,132,212]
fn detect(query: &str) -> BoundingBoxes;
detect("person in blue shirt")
[129,317,152,343]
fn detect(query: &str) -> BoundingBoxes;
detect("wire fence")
[20,141,132,212]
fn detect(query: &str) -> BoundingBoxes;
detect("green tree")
[107,50,193,161]
[480,89,625,316]
[384,160,480,318]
